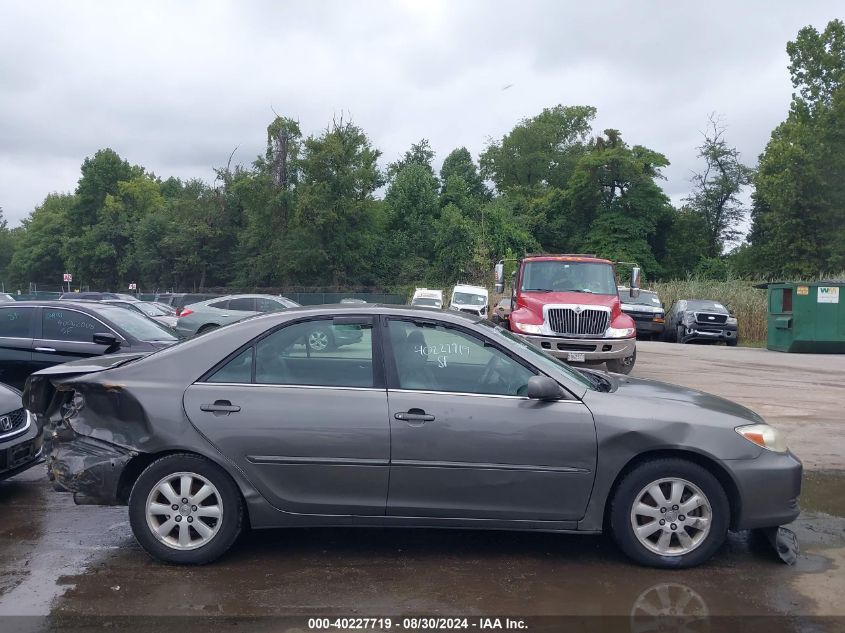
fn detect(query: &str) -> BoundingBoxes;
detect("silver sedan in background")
[174,294,300,337]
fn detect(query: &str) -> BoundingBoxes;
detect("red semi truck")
[494,254,641,374]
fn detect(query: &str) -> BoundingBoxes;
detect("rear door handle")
[394,410,434,423]
[34,347,56,353]
[200,400,241,414]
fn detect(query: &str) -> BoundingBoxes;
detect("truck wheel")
[727,335,738,347]
[676,325,686,344]
[609,458,729,568]
[129,453,243,564]
[606,348,636,374]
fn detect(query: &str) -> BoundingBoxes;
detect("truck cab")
[410,288,444,310]
[449,284,489,318]
[494,254,640,374]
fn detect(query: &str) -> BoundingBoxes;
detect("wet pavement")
[1,343,844,631]
[1,466,844,631]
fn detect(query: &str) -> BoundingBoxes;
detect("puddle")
[801,470,845,517]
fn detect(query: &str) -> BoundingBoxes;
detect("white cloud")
[0,0,841,227]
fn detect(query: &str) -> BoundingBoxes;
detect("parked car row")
[409,285,490,318]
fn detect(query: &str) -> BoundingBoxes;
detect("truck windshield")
[452,292,486,306]
[521,261,617,295]
[412,298,441,307]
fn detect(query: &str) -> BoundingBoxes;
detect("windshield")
[477,321,595,390]
[687,300,728,313]
[93,305,178,342]
[452,291,486,306]
[0,293,14,302]
[521,261,617,295]
[620,289,662,307]
[412,298,441,307]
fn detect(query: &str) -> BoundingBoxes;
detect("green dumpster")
[766,281,845,353]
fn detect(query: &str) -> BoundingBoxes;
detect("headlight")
[735,424,788,452]
[726,316,738,326]
[512,322,543,335]
[605,326,636,338]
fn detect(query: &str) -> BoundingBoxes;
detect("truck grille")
[547,308,609,336]
[0,408,27,436]
[694,312,727,325]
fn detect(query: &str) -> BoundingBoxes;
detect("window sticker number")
[414,343,471,357]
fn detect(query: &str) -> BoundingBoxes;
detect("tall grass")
[651,279,768,343]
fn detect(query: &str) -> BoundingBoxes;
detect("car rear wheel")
[609,458,729,568]
[606,348,636,375]
[129,454,243,564]
[307,327,335,352]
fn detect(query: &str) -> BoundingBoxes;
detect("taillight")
[178,308,193,318]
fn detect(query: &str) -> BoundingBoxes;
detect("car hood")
[0,383,22,413]
[585,374,765,428]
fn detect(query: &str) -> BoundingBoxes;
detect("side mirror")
[630,266,641,298]
[527,375,564,401]
[494,263,504,294]
[93,332,120,348]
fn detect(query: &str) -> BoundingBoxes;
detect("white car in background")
[410,288,443,309]
[449,284,489,318]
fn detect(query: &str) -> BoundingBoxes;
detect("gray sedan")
[174,294,299,337]
[26,306,801,568]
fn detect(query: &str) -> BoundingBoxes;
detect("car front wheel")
[129,453,243,564]
[609,458,729,568]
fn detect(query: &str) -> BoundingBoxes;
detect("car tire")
[128,453,243,565]
[197,324,219,335]
[609,458,729,569]
[307,326,335,352]
[727,335,738,347]
[676,325,686,344]
[606,348,636,375]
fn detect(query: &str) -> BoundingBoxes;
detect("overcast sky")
[0,1,841,227]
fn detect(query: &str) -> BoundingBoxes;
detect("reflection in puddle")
[630,583,709,633]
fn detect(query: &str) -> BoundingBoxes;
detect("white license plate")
[566,352,586,362]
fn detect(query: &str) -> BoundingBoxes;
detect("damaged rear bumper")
[48,434,135,505]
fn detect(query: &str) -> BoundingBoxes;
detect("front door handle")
[394,409,434,423]
[200,400,241,414]
[34,347,56,353]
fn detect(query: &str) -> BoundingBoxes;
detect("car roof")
[453,284,488,294]
[6,299,114,309]
[238,303,485,326]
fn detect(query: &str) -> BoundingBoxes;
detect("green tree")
[440,148,488,200]
[291,117,384,285]
[686,115,753,256]
[480,105,595,193]
[0,207,13,285]
[6,194,75,286]
[748,19,845,276]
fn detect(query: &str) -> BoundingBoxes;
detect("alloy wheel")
[145,471,223,551]
[629,477,712,556]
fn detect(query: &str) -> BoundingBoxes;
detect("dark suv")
[0,301,178,390]
[665,299,738,346]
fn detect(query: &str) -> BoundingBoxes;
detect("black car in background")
[665,299,738,346]
[618,287,665,340]
[0,300,178,390]
[0,382,42,481]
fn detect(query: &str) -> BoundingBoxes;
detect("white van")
[410,288,443,309]
[449,284,489,318]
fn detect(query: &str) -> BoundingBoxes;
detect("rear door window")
[208,300,229,309]
[0,306,34,338]
[228,297,257,312]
